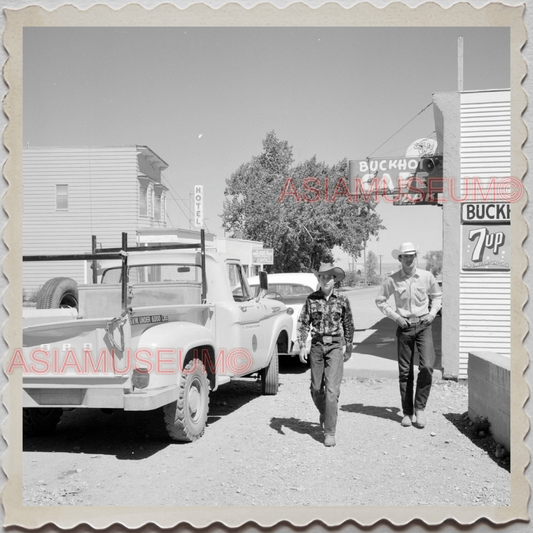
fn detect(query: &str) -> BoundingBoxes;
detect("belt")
[405,316,426,325]
[312,335,344,345]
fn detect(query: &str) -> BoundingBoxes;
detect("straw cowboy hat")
[314,263,346,282]
[392,242,419,260]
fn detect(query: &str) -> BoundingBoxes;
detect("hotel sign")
[194,185,203,228]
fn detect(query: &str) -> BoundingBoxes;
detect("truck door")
[226,262,269,374]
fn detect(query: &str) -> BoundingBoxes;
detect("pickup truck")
[20,231,292,442]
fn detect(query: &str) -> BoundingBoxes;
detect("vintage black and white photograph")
[1,0,530,529]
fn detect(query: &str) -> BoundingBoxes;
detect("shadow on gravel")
[279,356,309,375]
[341,403,402,423]
[208,377,265,424]
[23,408,173,460]
[23,378,264,459]
[269,417,323,443]
[352,316,442,371]
[443,412,511,472]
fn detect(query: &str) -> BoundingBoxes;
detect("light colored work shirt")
[375,268,442,322]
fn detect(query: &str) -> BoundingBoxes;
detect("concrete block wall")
[468,351,511,451]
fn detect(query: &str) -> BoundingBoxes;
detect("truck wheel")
[261,345,279,395]
[163,359,209,442]
[36,277,78,310]
[23,408,63,437]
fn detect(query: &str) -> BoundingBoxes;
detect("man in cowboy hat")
[375,242,442,429]
[297,263,354,447]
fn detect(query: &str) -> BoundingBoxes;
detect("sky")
[23,26,510,268]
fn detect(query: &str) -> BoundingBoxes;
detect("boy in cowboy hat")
[297,263,354,447]
[375,242,442,428]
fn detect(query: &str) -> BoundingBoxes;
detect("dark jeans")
[309,341,344,436]
[396,323,435,416]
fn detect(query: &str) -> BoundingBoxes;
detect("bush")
[471,416,492,438]
[343,272,383,287]
[342,271,361,287]
[23,288,39,307]
[368,274,383,286]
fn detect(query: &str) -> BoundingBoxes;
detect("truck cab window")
[227,263,252,302]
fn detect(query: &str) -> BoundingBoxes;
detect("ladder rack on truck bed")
[23,229,208,307]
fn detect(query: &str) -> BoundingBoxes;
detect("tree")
[222,131,385,272]
[424,250,443,277]
[366,250,378,280]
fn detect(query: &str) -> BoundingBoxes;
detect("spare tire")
[36,277,79,309]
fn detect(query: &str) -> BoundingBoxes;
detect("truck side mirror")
[259,271,268,291]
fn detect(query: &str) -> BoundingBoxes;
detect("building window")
[56,184,68,210]
[140,186,148,216]
[155,192,166,221]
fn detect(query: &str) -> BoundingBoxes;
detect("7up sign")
[461,203,510,271]
[468,227,506,261]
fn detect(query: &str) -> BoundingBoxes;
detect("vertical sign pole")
[92,235,97,284]
[200,229,207,303]
[458,36,464,92]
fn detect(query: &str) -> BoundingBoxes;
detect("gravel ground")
[23,358,510,507]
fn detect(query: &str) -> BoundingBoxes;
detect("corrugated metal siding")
[459,91,511,378]
[23,146,166,291]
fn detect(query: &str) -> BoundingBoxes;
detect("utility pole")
[378,254,383,276]
[188,193,192,230]
[458,36,464,92]
[363,242,367,286]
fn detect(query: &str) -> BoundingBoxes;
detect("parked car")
[248,272,318,357]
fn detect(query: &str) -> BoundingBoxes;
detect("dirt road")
[23,358,510,507]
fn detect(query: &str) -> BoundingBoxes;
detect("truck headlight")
[286,307,294,315]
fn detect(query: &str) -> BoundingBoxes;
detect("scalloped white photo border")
[0,1,529,529]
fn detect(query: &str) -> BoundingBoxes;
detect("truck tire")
[23,408,63,437]
[261,345,279,395]
[36,277,78,310]
[163,359,209,442]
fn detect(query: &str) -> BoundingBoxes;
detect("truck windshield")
[101,264,201,284]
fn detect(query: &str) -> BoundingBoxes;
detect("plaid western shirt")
[297,288,354,350]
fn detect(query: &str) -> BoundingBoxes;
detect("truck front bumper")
[23,383,180,411]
